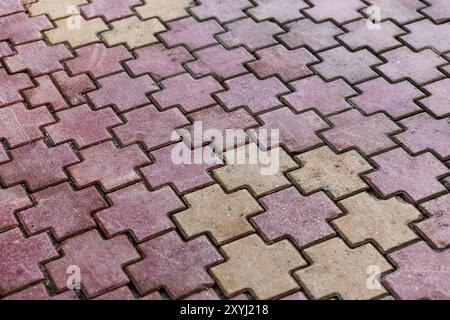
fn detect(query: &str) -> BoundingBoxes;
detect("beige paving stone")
[45,16,109,48]
[333,192,422,251]
[213,143,298,196]
[173,184,263,245]
[288,146,372,200]
[136,0,194,21]
[101,16,166,49]
[28,0,88,20]
[210,234,307,300]
[295,237,393,300]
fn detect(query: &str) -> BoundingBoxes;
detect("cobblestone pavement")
[1,0,450,301]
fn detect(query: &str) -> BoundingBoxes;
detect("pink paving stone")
[45,104,122,148]
[322,109,402,155]
[112,104,189,151]
[191,0,252,23]
[0,228,58,296]
[159,17,224,51]
[18,183,108,240]
[420,78,450,118]
[283,75,357,116]
[416,194,450,249]
[88,72,158,112]
[0,102,54,148]
[278,19,342,51]
[0,140,79,191]
[280,291,308,300]
[183,288,221,300]
[126,231,224,299]
[252,108,329,153]
[68,141,150,192]
[152,73,223,113]
[313,46,382,84]
[422,0,450,23]
[0,185,32,232]
[51,71,96,106]
[364,0,426,24]
[4,41,73,77]
[396,113,450,159]
[96,183,185,242]
[94,286,163,300]
[0,41,13,57]
[338,20,405,53]
[126,43,193,81]
[0,0,26,16]
[401,19,450,53]
[0,145,8,163]
[249,0,309,23]
[0,68,33,107]
[141,143,222,194]
[3,284,77,300]
[0,12,52,45]
[66,43,133,78]
[351,77,424,119]
[22,75,69,111]
[248,45,319,82]
[81,0,142,21]
[376,47,447,85]
[305,0,365,23]
[216,73,289,114]
[178,104,259,150]
[218,18,284,52]
[186,45,255,80]
[251,187,342,248]
[365,148,449,203]
[46,230,140,298]
[385,242,450,299]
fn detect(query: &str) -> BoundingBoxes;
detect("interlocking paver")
[249,0,308,23]
[0,68,33,107]
[401,19,450,53]
[81,0,142,21]
[363,0,426,24]
[422,0,450,23]
[94,287,162,300]
[0,145,8,163]
[305,0,364,24]
[28,0,88,20]
[135,0,194,21]
[0,0,28,16]
[51,70,96,106]
[191,0,252,23]
[3,284,77,300]
[0,12,52,45]
[419,78,450,117]
[0,185,32,232]
[416,194,450,248]
[22,75,69,111]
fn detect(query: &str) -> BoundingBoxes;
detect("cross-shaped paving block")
[416,194,450,249]
[4,284,77,300]
[186,45,254,80]
[0,140,78,191]
[141,143,222,193]
[211,234,306,300]
[218,18,284,52]
[5,40,73,77]
[278,19,342,51]
[334,192,421,252]
[135,0,194,21]
[88,72,158,112]
[46,230,139,298]
[113,104,189,150]
[191,0,252,23]
[159,16,223,50]
[96,183,185,242]
[126,231,223,299]
[81,0,142,21]
[385,242,450,299]
[68,141,149,192]
[295,237,392,300]
[248,45,318,82]
[288,146,372,200]
[283,75,357,116]
[46,104,122,148]
[22,75,69,111]
[213,143,298,196]
[363,0,426,24]
[422,0,450,23]
[252,187,342,248]
[0,12,52,45]
[0,69,33,106]
[322,109,401,155]
[102,16,165,49]
[216,73,288,114]
[0,102,54,147]
[153,73,222,113]
[313,47,381,83]
[419,78,450,117]
[376,47,447,85]
[51,71,96,106]
[127,43,193,81]
[248,0,308,23]
[305,0,364,23]
[173,184,263,245]
[0,228,58,295]
[0,0,28,16]
[251,108,328,153]
[66,43,132,78]
[18,183,107,240]
[0,185,32,232]
[28,0,88,20]
[396,113,450,159]
[365,148,449,202]
[351,77,424,119]
[401,19,450,54]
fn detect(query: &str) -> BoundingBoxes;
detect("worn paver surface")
[0,0,450,300]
